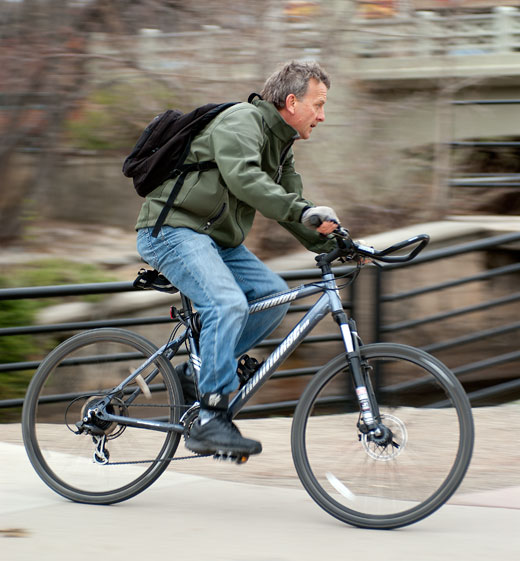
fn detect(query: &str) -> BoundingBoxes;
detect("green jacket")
[135,99,334,253]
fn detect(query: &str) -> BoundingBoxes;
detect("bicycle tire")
[22,328,184,505]
[291,343,474,529]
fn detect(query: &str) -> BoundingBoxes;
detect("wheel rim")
[24,331,182,501]
[294,345,473,527]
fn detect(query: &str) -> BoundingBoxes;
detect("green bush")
[0,260,116,421]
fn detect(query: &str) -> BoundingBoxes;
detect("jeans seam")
[161,233,242,392]
[139,228,284,396]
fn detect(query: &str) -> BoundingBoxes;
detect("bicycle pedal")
[213,450,249,464]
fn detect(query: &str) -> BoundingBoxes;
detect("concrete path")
[2,438,520,561]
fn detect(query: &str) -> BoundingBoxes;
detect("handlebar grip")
[369,234,430,263]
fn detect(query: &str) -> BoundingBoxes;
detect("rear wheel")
[22,328,184,504]
[291,343,474,529]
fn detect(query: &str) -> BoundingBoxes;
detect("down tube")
[228,293,331,419]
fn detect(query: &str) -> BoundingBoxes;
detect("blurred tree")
[3,0,499,248]
[0,0,205,242]
[0,0,345,247]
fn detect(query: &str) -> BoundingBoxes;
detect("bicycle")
[22,227,474,530]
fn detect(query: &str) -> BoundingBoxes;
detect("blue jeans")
[137,227,289,395]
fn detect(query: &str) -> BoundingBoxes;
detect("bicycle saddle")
[133,268,179,294]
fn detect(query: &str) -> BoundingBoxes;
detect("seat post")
[180,292,193,315]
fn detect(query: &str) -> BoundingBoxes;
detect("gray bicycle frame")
[95,232,432,435]
[96,271,364,434]
[228,272,355,418]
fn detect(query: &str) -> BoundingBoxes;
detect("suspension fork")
[334,310,382,433]
[318,265,382,434]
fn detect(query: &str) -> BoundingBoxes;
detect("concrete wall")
[36,156,142,229]
[25,1,520,236]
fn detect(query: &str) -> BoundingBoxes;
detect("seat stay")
[108,334,186,397]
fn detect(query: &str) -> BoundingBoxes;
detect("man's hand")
[301,206,339,234]
[316,221,338,235]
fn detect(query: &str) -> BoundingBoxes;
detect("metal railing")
[0,267,355,417]
[449,99,520,190]
[1,231,519,415]
[373,231,520,404]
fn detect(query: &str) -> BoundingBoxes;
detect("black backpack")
[123,101,238,237]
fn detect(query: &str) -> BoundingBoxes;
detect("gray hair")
[260,60,331,109]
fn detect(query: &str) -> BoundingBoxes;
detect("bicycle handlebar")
[323,226,430,265]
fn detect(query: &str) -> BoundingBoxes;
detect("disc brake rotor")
[361,413,408,461]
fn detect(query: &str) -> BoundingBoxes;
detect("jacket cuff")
[299,206,311,222]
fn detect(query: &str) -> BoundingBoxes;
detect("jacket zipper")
[235,203,246,244]
[275,137,297,183]
[203,202,227,230]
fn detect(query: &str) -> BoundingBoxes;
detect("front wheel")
[22,328,184,505]
[291,343,474,529]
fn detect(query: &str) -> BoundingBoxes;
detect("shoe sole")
[186,439,262,456]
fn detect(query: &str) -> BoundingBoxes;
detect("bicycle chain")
[129,403,186,408]
[105,453,211,466]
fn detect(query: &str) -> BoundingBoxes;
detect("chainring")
[180,404,200,442]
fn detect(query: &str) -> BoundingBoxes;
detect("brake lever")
[329,226,429,265]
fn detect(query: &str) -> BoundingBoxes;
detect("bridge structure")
[330,5,520,213]
[350,6,520,83]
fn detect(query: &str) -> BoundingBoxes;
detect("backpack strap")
[150,101,238,238]
[150,98,263,238]
[248,92,263,103]
[151,160,217,238]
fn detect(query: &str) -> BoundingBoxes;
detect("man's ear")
[285,93,297,115]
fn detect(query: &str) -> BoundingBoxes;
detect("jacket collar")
[253,100,299,143]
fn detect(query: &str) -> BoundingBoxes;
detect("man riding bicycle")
[136,60,339,457]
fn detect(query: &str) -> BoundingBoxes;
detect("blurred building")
[357,0,520,17]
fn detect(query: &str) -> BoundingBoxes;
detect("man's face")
[284,78,327,140]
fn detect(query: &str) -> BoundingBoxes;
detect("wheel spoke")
[22,329,184,504]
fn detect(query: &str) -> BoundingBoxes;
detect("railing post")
[416,11,437,57]
[370,265,386,397]
[493,6,518,53]
[373,265,383,344]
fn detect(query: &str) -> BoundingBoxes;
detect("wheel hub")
[72,395,127,438]
[361,413,408,461]
[367,423,393,446]
[81,398,116,432]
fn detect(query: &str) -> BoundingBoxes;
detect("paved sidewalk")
[1,439,520,561]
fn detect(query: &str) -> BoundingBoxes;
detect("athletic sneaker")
[185,413,262,456]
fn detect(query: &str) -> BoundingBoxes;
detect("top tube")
[248,281,332,314]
